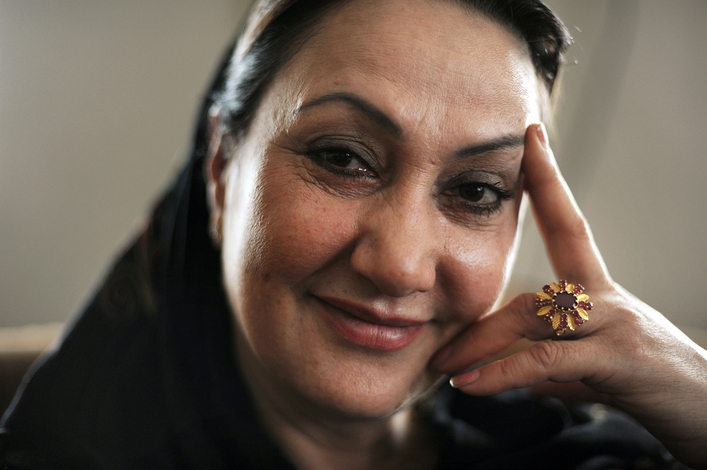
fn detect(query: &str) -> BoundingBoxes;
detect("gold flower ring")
[535,280,592,336]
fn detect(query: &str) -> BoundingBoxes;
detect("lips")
[315,295,426,351]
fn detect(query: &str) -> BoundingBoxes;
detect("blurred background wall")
[0,1,705,334]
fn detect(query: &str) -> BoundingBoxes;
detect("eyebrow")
[299,91,526,159]
[298,92,403,139]
[454,134,526,160]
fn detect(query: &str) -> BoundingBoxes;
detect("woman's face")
[214,0,540,418]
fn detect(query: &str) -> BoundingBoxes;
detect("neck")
[236,340,437,470]
[254,394,434,470]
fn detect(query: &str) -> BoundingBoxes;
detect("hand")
[431,124,707,469]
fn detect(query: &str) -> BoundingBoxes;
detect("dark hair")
[138,0,571,347]
[179,0,570,278]
[456,0,571,95]
[205,0,570,152]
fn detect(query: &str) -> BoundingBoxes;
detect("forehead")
[270,0,539,138]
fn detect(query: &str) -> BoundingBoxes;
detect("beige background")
[0,1,705,334]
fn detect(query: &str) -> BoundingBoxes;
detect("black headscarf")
[0,30,298,467]
[0,1,688,468]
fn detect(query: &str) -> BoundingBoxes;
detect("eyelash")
[305,144,514,216]
[306,144,378,179]
[446,182,514,217]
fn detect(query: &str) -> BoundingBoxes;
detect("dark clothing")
[0,216,684,468]
[0,271,683,469]
[0,87,687,468]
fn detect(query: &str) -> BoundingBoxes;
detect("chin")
[280,353,444,420]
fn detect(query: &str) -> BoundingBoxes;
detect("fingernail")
[450,370,479,388]
[536,123,549,149]
[430,345,451,369]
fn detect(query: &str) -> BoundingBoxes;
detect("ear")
[205,104,228,246]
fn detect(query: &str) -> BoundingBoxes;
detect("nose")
[350,191,438,297]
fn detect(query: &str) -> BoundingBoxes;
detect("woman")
[2,0,706,468]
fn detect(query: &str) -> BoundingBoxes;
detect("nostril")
[350,197,438,297]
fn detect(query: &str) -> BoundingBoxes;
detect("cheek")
[226,158,358,305]
[442,199,522,320]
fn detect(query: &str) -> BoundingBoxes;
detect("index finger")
[523,124,610,288]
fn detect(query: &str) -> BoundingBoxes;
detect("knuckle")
[508,293,536,323]
[529,341,560,374]
[511,293,553,341]
[563,213,591,241]
[497,355,523,380]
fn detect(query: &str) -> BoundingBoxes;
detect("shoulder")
[427,385,689,470]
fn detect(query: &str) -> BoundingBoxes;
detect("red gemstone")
[554,292,577,310]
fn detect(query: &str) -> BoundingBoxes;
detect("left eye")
[456,183,499,205]
[309,146,376,177]
[323,149,369,172]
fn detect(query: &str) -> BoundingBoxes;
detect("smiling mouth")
[314,296,426,351]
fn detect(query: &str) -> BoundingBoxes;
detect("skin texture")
[208,1,536,467]
[213,0,533,416]
[434,125,707,469]
[207,0,707,469]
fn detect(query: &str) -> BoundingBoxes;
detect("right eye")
[309,146,377,178]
